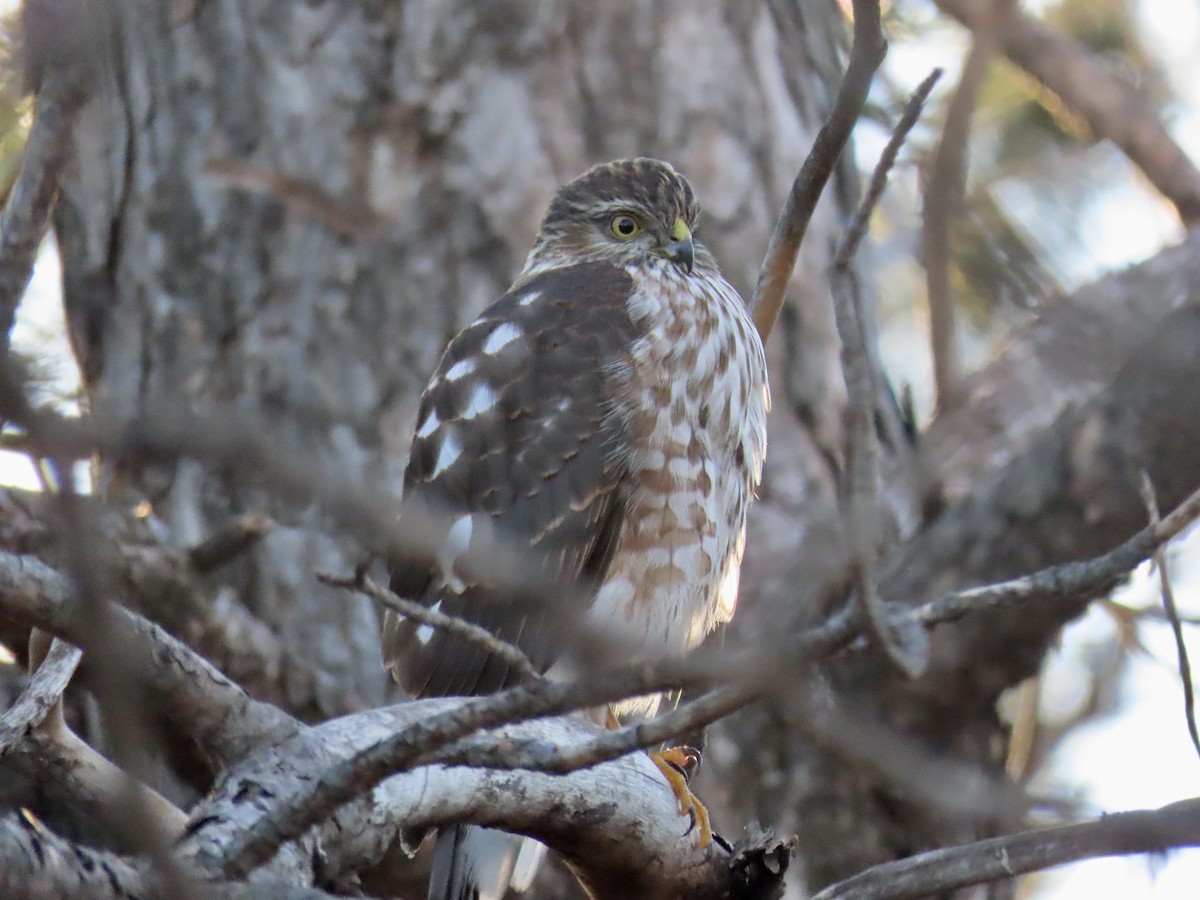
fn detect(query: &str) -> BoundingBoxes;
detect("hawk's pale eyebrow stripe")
[431,432,463,478]
[483,322,523,354]
[445,358,476,381]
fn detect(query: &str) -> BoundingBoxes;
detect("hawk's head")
[521,158,715,278]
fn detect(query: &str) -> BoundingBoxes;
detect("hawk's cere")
[383,157,769,900]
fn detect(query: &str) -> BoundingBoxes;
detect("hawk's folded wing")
[383,261,642,698]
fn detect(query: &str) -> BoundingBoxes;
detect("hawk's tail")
[429,824,545,900]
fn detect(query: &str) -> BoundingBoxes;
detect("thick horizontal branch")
[0,550,298,769]
[205,648,734,880]
[178,701,787,899]
[813,798,1200,899]
[0,812,346,900]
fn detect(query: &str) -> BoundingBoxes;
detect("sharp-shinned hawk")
[383,157,769,900]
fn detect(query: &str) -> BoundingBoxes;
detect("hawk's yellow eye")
[610,215,642,240]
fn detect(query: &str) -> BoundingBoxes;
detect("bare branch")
[934,0,1200,226]
[188,513,276,574]
[751,0,888,342]
[918,480,1200,628]
[179,701,789,899]
[1140,473,1200,765]
[206,648,732,880]
[829,71,941,678]
[0,71,90,354]
[0,549,299,768]
[0,636,79,750]
[3,636,184,847]
[0,812,347,900]
[834,68,943,272]
[3,713,188,844]
[812,797,1200,899]
[437,684,753,774]
[922,1,1011,410]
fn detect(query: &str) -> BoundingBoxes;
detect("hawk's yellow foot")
[650,746,711,848]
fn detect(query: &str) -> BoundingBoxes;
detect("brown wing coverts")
[384,262,642,698]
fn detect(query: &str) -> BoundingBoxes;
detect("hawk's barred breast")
[594,256,768,716]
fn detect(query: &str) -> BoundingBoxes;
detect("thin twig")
[935,0,1200,227]
[319,572,541,683]
[812,797,1200,899]
[921,1,1011,410]
[834,68,943,271]
[750,0,888,342]
[919,480,1200,628]
[829,70,941,678]
[0,636,80,751]
[0,70,90,355]
[1139,473,1200,764]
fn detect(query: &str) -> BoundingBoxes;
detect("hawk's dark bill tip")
[662,235,695,272]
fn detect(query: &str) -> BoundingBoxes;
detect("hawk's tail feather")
[429,824,532,900]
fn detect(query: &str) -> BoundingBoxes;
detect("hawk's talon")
[650,747,711,847]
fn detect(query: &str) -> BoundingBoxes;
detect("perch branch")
[179,701,788,899]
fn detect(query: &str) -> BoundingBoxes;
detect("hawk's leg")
[649,747,711,848]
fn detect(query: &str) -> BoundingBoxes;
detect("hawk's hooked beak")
[660,217,694,273]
